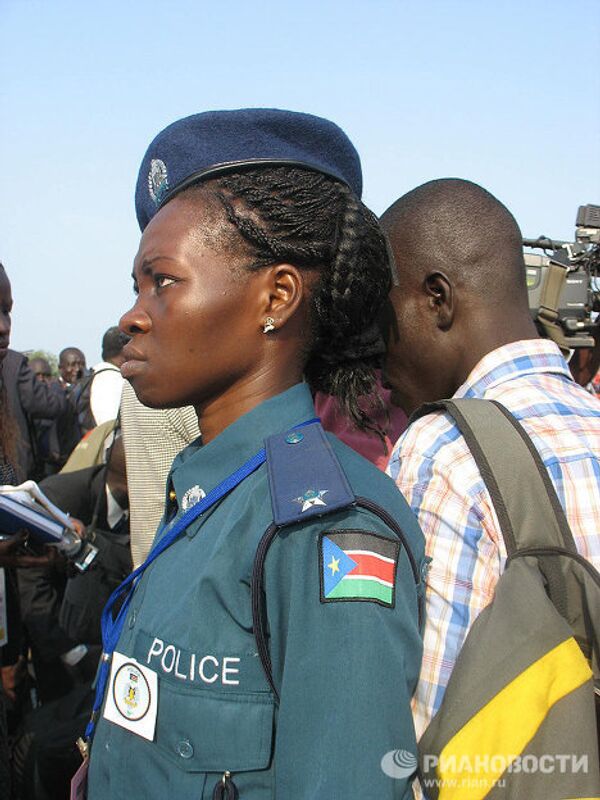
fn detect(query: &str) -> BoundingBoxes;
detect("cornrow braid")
[184,167,392,438]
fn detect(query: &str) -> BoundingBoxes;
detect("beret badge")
[148,159,169,206]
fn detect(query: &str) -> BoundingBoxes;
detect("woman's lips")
[120,359,145,378]
[121,344,147,378]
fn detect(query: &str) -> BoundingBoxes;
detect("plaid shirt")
[387,339,600,739]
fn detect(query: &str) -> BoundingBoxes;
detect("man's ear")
[424,272,454,330]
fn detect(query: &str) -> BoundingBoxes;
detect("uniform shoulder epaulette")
[265,421,355,527]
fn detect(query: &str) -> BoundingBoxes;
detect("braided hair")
[183,167,392,437]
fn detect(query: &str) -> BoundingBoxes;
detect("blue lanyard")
[84,417,318,743]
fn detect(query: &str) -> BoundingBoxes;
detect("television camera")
[525,204,600,349]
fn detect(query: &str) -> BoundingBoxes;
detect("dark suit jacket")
[41,465,108,529]
[2,350,66,481]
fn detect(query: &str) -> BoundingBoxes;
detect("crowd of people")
[0,108,598,800]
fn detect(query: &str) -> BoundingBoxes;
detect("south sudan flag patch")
[319,530,399,607]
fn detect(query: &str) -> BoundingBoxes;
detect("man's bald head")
[59,347,85,364]
[381,178,529,310]
[380,179,538,414]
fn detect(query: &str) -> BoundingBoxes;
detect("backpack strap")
[412,398,577,555]
[412,398,581,624]
[75,367,118,429]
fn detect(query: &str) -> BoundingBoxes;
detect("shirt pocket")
[155,679,275,776]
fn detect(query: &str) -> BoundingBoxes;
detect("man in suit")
[2,350,66,481]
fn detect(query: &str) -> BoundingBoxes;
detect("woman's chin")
[126,379,159,409]
[128,380,183,411]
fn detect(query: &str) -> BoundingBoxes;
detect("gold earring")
[263,317,275,333]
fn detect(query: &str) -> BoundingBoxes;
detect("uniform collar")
[168,382,316,510]
[455,339,573,399]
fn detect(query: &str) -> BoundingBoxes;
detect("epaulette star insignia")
[294,488,329,513]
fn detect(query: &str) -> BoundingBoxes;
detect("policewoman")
[85,109,425,799]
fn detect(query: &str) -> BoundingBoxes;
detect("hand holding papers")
[0,480,81,556]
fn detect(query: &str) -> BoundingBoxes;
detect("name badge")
[103,651,158,741]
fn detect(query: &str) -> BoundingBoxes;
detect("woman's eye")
[132,282,139,296]
[155,275,175,289]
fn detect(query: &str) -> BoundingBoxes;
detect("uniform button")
[169,489,177,501]
[176,739,194,759]
[128,610,137,629]
[285,432,304,444]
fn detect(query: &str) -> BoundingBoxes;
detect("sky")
[1,0,599,365]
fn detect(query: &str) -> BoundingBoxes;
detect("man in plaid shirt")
[381,178,600,740]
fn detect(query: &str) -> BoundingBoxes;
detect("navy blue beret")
[135,108,363,231]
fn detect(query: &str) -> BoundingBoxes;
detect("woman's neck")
[195,371,302,444]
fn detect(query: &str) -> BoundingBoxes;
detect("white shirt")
[90,361,124,426]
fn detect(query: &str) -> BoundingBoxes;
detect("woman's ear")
[424,271,454,330]
[258,263,310,332]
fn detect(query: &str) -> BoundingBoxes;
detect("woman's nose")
[120,300,151,336]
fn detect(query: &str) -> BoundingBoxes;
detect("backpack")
[60,419,117,475]
[413,398,600,799]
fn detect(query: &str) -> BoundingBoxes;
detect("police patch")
[103,652,158,741]
[319,530,399,607]
[181,485,206,511]
[113,662,151,721]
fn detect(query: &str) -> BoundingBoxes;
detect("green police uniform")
[87,384,425,799]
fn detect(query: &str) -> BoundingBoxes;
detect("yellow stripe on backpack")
[437,637,592,800]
